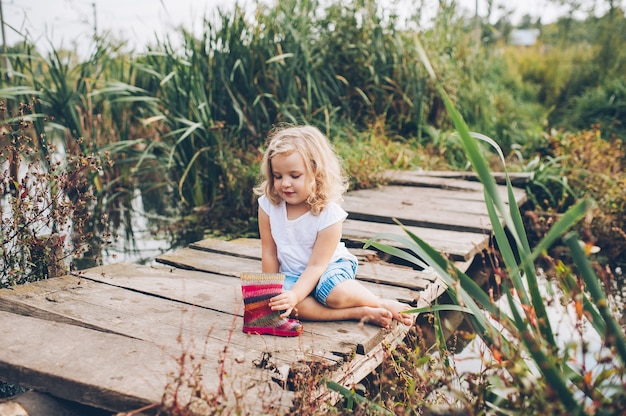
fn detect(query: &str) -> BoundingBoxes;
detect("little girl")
[254,125,413,329]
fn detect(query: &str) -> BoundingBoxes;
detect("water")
[450,266,625,401]
[98,189,174,266]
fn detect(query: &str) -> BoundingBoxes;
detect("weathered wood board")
[0,311,297,414]
[76,262,402,356]
[0,311,174,411]
[155,248,419,305]
[341,219,488,261]
[0,244,419,414]
[383,169,532,187]
[343,185,514,233]
[189,237,447,291]
[341,171,527,260]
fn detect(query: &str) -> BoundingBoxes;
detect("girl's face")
[271,151,312,209]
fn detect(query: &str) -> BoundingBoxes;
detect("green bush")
[566,78,626,139]
[546,128,626,265]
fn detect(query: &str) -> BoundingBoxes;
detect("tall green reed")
[364,38,626,413]
[0,37,164,260]
[129,0,434,216]
[133,7,263,212]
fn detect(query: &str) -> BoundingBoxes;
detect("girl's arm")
[270,220,343,317]
[258,208,279,273]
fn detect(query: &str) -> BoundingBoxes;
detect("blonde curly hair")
[254,125,348,215]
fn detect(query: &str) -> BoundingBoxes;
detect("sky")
[1,0,621,57]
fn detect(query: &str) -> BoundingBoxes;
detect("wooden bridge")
[0,171,527,415]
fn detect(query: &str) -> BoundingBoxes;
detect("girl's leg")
[293,280,413,328]
[293,296,395,328]
[289,259,413,328]
[324,280,414,326]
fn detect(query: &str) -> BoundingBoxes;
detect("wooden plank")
[386,173,489,192]
[192,237,379,264]
[74,263,411,356]
[188,238,376,260]
[190,237,262,260]
[342,174,528,236]
[154,247,423,301]
[192,237,378,268]
[0,274,308,359]
[346,185,501,206]
[189,238,440,290]
[183,238,467,315]
[342,219,488,262]
[0,277,358,382]
[343,186,499,234]
[384,170,531,188]
[74,264,352,358]
[0,310,173,412]
[74,262,246,315]
[0,271,415,411]
[188,240,467,296]
[315,320,414,403]
[0,311,295,414]
[154,251,419,312]
[346,186,518,213]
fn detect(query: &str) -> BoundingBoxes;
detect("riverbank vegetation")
[1,0,624,413]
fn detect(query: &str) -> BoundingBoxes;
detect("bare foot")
[359,306,393,328]
[380,299,414,326]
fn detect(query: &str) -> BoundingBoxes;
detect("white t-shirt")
[258,195,357,277]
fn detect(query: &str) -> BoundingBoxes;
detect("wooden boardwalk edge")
[0,311,169,412]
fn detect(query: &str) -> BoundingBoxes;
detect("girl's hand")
[269,290,299,318]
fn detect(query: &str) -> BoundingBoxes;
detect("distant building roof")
[510,28,541,46]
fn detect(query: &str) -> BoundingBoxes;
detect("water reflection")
[450,266,625,388]
[74,188,186,269]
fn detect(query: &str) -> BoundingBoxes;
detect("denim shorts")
[283,258,358,306]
